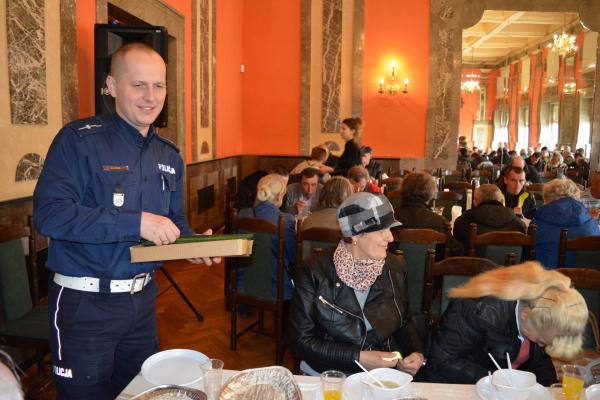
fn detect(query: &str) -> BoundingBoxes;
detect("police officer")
[33,42,218,399]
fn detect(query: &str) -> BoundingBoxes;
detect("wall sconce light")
[378,61,409,96]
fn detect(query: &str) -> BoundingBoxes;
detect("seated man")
[497,166,537,219]
[496,156,542,184]
[453,184,526,251]
[423,263,588,386]
[284,167,322,217]
[347,165,382,194]
[394,172,446,231]
[526,151,546,173]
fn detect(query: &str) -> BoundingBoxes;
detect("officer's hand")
[187,229,222,266]
[140,212,180,245]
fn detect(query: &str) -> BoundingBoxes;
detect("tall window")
[517,106,529,151]
[493,105,509,148]
[539,102,559,150]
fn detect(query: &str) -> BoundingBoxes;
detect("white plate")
[475,376,550,400]
[141,349,208,386]
[587,384,600,400]
[342,372,414,400]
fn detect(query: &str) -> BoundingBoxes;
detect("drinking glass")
[321,370,345,400]
[201,359,224,400]
[550,383,568,400]
[561,364,585,400]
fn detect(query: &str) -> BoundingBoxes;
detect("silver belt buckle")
[130,273,148,294]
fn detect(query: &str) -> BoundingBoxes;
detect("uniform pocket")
[157,172,176,214]
[97,170,138,210]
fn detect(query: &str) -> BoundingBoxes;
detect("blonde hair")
[543,178,581,204]
[256,174,286,204]
[449,262,588,360]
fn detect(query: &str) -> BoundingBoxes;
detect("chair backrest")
[422,252,501,318]
[556,268,600,351]
[382,177,403,193]
[0,222,35,325]
[232,209,286,302]
[468,223,537,264]
[432,191,463,220]
[385,189,403,209]
[295,218,340,275]
[392,226,451,313]
[558,228,600,268]
[541,171,557,183]
[566,169,585,185]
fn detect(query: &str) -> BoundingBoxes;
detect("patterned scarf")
[333,241,385,291]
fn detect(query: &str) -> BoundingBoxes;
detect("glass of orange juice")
[561,364,585,400]
[321,370,346,400]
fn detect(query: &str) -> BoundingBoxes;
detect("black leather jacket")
[289,248,423,374]
[423,297,558,386]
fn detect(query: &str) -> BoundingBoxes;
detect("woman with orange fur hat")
[422,262,587,386]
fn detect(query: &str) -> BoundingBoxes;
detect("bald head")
[109,42,164,77]
[474,184,503,207]
[511,156,526,169]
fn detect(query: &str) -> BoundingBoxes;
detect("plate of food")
[141,349,208,386]
[131,385,207,400]
[218,366,301,400]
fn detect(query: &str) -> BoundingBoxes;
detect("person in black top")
[496,166,537,219]
[334,117,362,176]
[360,146,383,184]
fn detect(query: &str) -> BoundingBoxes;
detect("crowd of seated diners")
[229,130,600,385]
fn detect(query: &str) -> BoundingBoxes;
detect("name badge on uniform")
[113,184,124,207]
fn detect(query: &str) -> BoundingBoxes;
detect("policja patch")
[113,183,124,207]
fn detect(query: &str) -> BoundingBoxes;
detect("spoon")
[354,360,386,388]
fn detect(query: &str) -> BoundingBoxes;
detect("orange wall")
[362,0,429,158]
[215,0,244,157]
[240,0,301,155]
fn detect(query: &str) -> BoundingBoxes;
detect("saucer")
[475,376,550,400]
[342,372,414,400]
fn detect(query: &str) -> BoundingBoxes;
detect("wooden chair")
[541,171,557,183]
[382,177,403,193]
[444,181,474,209]
[0,217,50,374]
[441,169,466,183]
[526,183,545,202]
[230,209,288,365]
[471,169,492,184]
[295,218,340,279]
[566,169,586,185]
[391,224,451,313]
[554,268,600,375]
[468,223,537,264]
[557,228,600,268]
[422,251,501,323]
[432,191,463,221]
[385,189,403,209]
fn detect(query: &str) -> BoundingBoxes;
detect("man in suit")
[284,167,322,217]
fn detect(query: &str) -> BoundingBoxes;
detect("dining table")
[117,368,487,400]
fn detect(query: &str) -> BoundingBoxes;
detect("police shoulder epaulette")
[69,116,106,138]
[156,135,180,153]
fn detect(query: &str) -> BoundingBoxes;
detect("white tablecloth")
[117,369,481,400]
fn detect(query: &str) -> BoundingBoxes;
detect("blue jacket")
[532,197,600,268]
[238,201,296,300]
[33,113,193,279]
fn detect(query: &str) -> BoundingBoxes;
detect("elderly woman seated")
[289,192,425,376]
[423,262,588,386]
[532,178,600,269]
[302,176,353,231]
[238,174,297,300]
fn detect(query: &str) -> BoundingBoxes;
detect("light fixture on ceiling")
[461,48,480,93]
[548,32,578,57]
[378,61,409,96]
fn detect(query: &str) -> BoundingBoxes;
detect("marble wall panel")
[15,153,44,182]
[320,0,342,133]
[6,0,47,125]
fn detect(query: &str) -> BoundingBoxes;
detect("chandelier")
[461,72,480,93]
[547,32,577,57]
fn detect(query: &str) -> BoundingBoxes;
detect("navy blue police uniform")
[33,112,193,399]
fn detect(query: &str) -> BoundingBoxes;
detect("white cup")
[361,368,412,400]
[491,369,536,400]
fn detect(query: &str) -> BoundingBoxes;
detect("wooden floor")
[22,259,294,399]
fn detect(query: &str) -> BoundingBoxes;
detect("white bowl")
[361,368,413,400]
[491,369,537,400]
[586,383,600,400]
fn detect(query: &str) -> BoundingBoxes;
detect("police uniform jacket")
[33,113,193,279]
